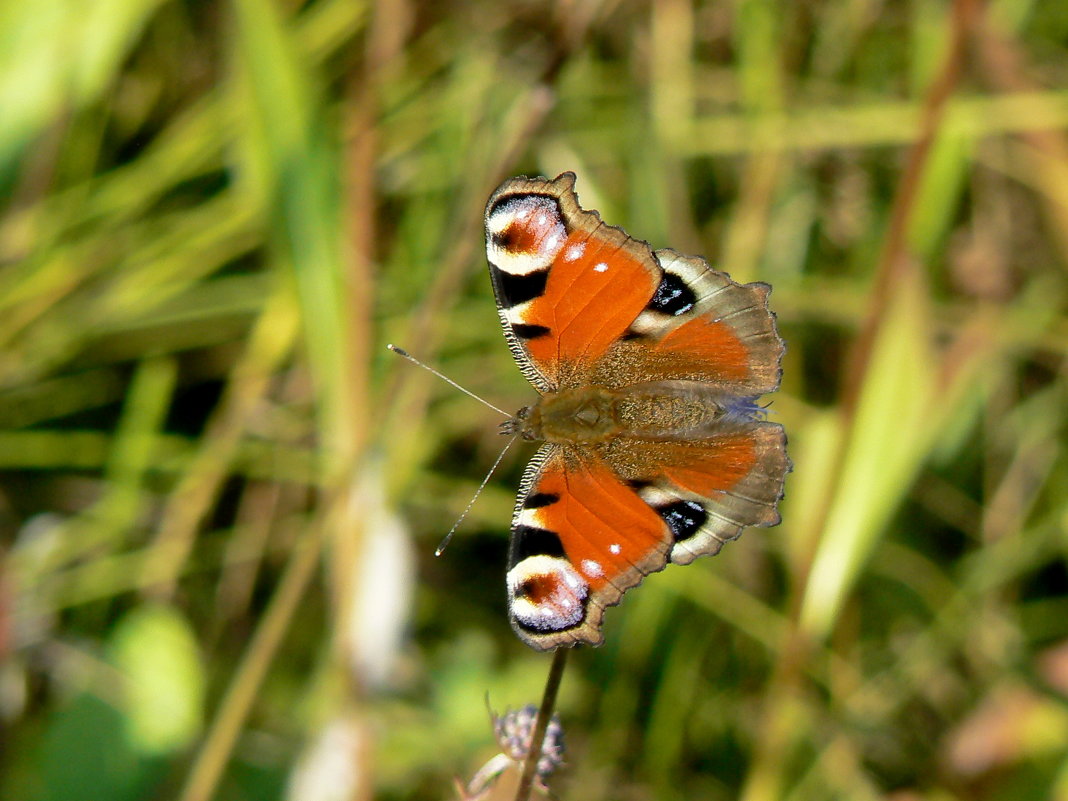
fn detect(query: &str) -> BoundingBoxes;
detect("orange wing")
[486,175,785,398]
[598,422,790,565]
[505,444,673,650]
[591,250,785,397]
[506,424,789,650]
[485,173,662,392]
[488,174,790,651]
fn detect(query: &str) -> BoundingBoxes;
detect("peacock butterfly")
[485,172,789,651]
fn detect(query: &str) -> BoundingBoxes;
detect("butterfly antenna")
[387,344,510,417]
[435,434,517,556]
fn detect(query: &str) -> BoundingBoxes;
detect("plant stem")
[514,647,569,801]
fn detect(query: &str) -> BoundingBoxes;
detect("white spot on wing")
[594,262,608,273]
[609,543,621,554]
[518,506,546,528]
[564,242,586,261]
[581,559,603,577]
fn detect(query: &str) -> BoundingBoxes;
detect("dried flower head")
[455,704,565,800]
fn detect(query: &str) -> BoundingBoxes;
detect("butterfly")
[485,172,790,651]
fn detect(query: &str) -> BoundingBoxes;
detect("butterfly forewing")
[485,173,662,391]
[506,445,673,650]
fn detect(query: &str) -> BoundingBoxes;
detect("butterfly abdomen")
[515,381,732,444]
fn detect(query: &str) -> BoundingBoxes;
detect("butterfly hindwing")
[597,423,790,565]
[593,249,785,397]
[505,423,789,650]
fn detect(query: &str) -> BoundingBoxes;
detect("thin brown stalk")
[787,0,978,617]
[741,3,979,800]
[176,518,327,801]
[514,647,569,801]
[839,0,979,415]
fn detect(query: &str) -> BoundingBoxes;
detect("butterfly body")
[485,173,790,651]
[508,381,732,444]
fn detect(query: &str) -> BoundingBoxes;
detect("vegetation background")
[1,0,1067,799]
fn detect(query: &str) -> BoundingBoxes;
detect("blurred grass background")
[1,0,1067,799]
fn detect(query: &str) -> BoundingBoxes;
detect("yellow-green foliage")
[2,2,1067,800]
